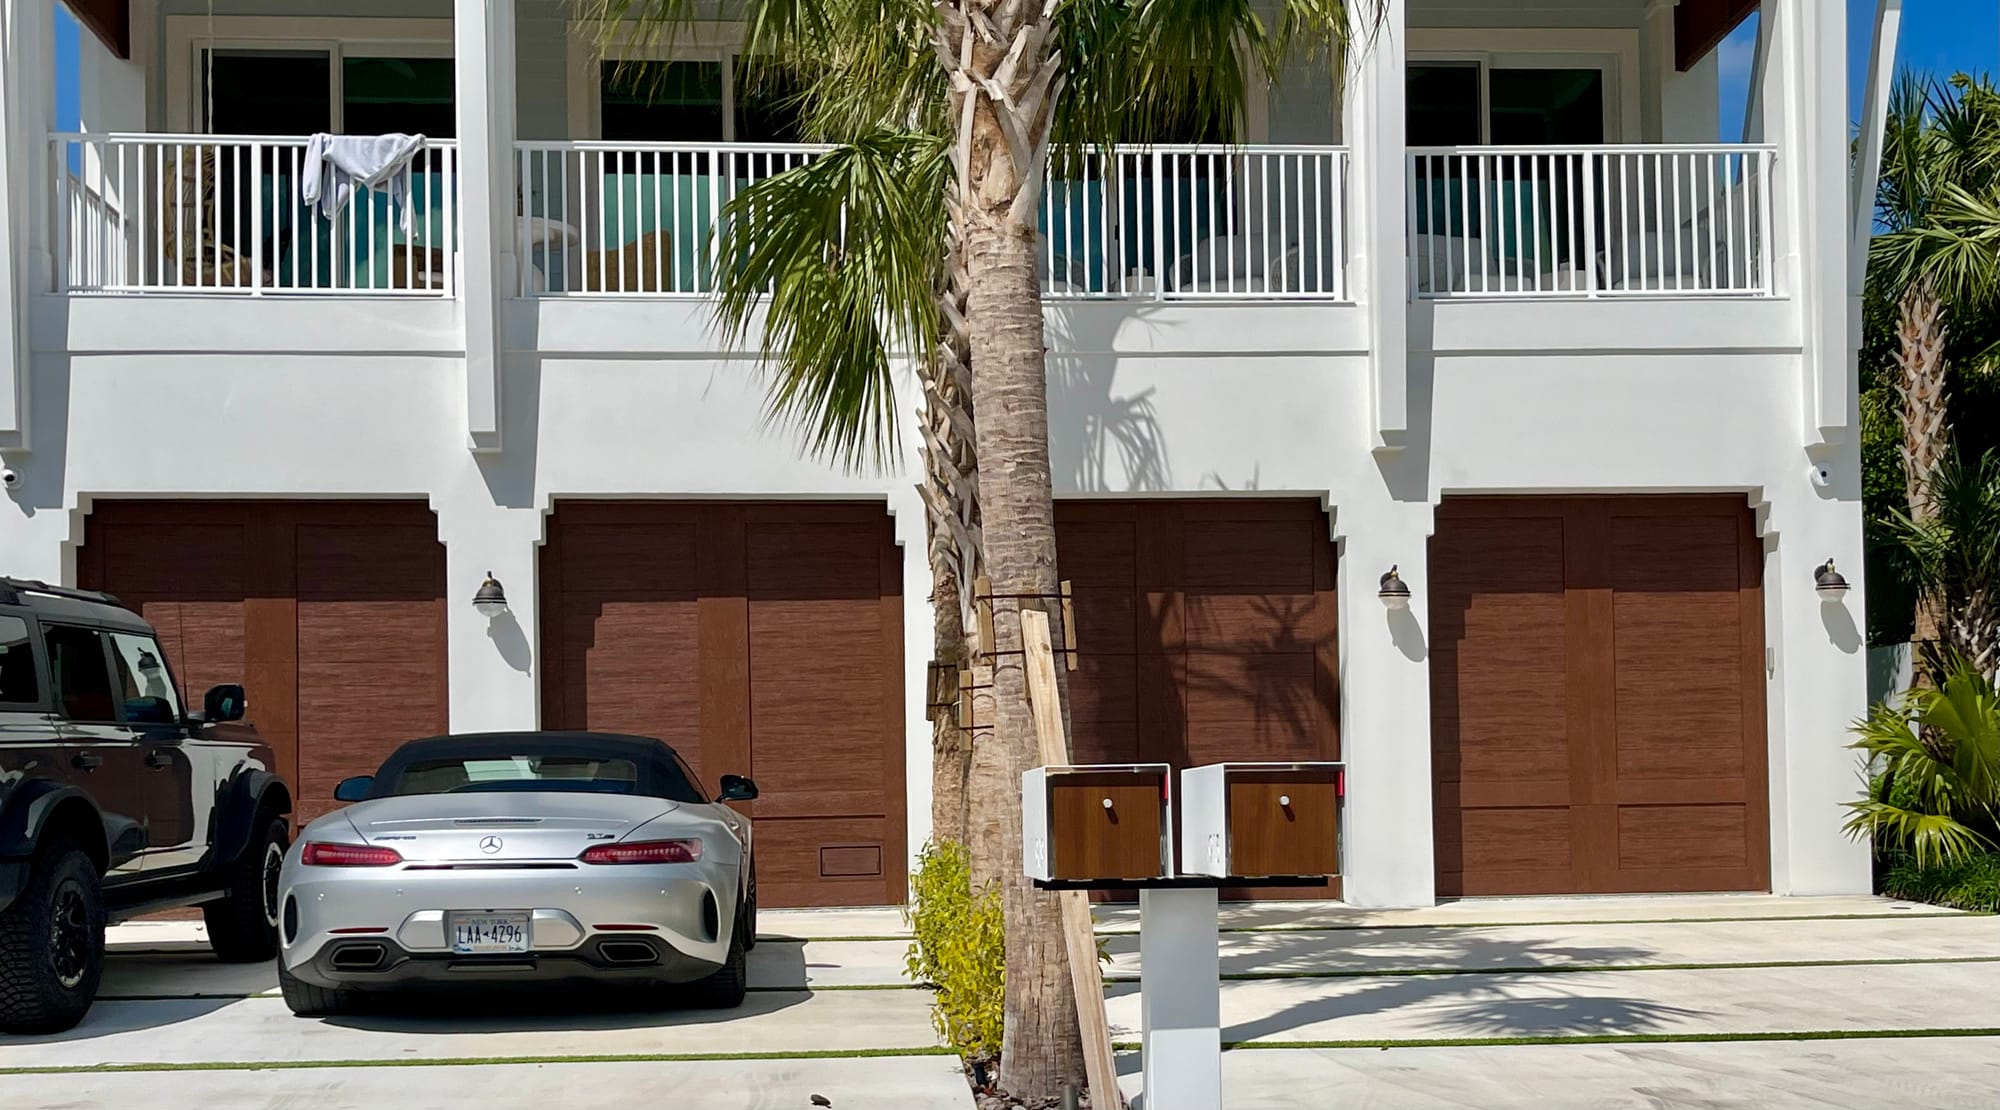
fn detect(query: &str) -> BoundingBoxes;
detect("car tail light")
[579,839,702,865]
[302,841,404,867]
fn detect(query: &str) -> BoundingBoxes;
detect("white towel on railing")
[300,133,426,234]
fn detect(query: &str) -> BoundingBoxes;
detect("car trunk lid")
[349,793,678,863]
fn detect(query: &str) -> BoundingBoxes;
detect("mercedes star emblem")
[479,835,504,854]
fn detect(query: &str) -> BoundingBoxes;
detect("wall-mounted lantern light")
[473,572,510,618]
[1378,565,1411,610]
[1814,559,1850,602]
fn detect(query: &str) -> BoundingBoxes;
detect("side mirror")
[202,684,246,723]
[333,776,375,803]
[717,774,759,802]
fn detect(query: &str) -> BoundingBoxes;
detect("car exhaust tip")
[598,941,660,966]
[328,943,388,971]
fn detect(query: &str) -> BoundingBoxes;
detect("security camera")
[1808,463,1834,490]
[0,466,18,491]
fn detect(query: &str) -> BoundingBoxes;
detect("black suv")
[0,579,291,1034]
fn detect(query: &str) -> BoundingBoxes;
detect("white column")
[1766,488,1872,895]
[1342,0,1408,450]
[1138,887,1221,1110]
[1334,499,1436,908]
[1767,0,1850,447]
[0,0,53,452]
[455,0,517,452]
[438,503,543,732]
[892,486,935,870]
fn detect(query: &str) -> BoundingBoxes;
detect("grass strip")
[0,1046,958,1078]
[1090,910,1981,938]
[1099,954,2000,984]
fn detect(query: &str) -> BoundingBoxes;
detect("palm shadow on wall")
[1047,309,1175,493]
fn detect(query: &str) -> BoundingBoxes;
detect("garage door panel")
[1072,592,1137,653]
[1183,718,1322,766]
[1431,496,1767,896]
[1181,519,1316,589]
[1618,804,1748,871]
[98,524,250,598]
[295,525,445,601]
[1055,521,1138,586]
[754,816,889,908]
[544,502,901,908]
[79,502,446,832]
[1069,654,1137,725]
[1184,593,1330,653]
[558,524,699,595]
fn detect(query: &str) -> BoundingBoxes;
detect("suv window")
[0,616,40,706]
[43,625,117,723]
[108,632,182,725]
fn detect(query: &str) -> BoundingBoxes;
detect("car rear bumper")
[288,933,725,990]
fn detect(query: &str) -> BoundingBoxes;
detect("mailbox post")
[1025,760,1344,1110]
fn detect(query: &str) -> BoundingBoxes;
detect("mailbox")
[1023,764,1173,882]
[1178,762,1342,879]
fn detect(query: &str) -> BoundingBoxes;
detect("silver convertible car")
[275,731,757,1015]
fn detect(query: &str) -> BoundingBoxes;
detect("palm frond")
[710,131,952,472]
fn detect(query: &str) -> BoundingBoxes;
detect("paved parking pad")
[0,1056,973,1110]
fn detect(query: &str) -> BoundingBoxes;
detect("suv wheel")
[0,838,106,1034]
[742,864,758,951]
[204,815,288,963]
[277,957,356,1017]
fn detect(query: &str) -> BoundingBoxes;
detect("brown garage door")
[539,502,904,908]
[78,501,448,824]
[1430,496,1769,897]
[1057,500,1339,896]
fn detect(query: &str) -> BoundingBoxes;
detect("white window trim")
[567,21,751,142]
[163,15,455,134]
[1408,27,1640,144]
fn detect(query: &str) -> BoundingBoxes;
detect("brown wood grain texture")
[539,502,903,907]
[1430,497,1769,895]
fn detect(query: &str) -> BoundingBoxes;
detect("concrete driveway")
[0,895,1992,1109]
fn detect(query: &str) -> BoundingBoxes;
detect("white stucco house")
[0,0,1872,910]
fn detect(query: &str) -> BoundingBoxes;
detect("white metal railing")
[1041,146,1349,301]
[516,141,827,296]
[1406,145,1776,298]
[52,133,460,295]
[516,141,1349,301]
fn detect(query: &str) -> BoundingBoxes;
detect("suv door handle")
[71,752,103,771]
[144,749,175,769]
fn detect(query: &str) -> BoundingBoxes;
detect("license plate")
[447,911,531,954]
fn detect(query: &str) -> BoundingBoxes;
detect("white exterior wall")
[0,0,1871,905]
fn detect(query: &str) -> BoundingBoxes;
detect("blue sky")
[48,0,2000,140]
[1718,0,2000,141]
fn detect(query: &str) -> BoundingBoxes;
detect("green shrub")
[1881,851,2000,912]
[1846,655,2000,866]
[903,839,1004,1059]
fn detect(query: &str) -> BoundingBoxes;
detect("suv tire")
[277,957,356,1017]
[204,814,288,963]
[686,909,748,1010]
[0,838,106,1035]
[742,863,758,951]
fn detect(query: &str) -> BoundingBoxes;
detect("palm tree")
[1846,652,2000,866]
[1869,73,2000,667]
[585,0,1373,1096]
[1890,450,2000,681]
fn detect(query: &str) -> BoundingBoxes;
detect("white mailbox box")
[1178,762,1343,879]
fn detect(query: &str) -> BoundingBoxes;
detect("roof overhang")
[68,0,130,61]
[1676,0,1759,72]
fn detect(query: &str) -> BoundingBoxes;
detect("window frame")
[0,613,51,713]
[105,629,186,728]
[39,622,127,726]
[1407,27,1638,146]
[163,16,455,134]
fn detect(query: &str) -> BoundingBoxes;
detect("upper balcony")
[38,0,1787,312]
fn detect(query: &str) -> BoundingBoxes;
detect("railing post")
[50,138,67,293]
[1403,150,1418,299]
[1151,148,1166,302]
[250,141,264,294]
[1582,150,1600,297]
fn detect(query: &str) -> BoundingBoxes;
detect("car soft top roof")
[368,731,696,798]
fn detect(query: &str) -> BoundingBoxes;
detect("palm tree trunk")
[941,0,1084,1099]
[920,230,982,848]
[1896,279,1951,671]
